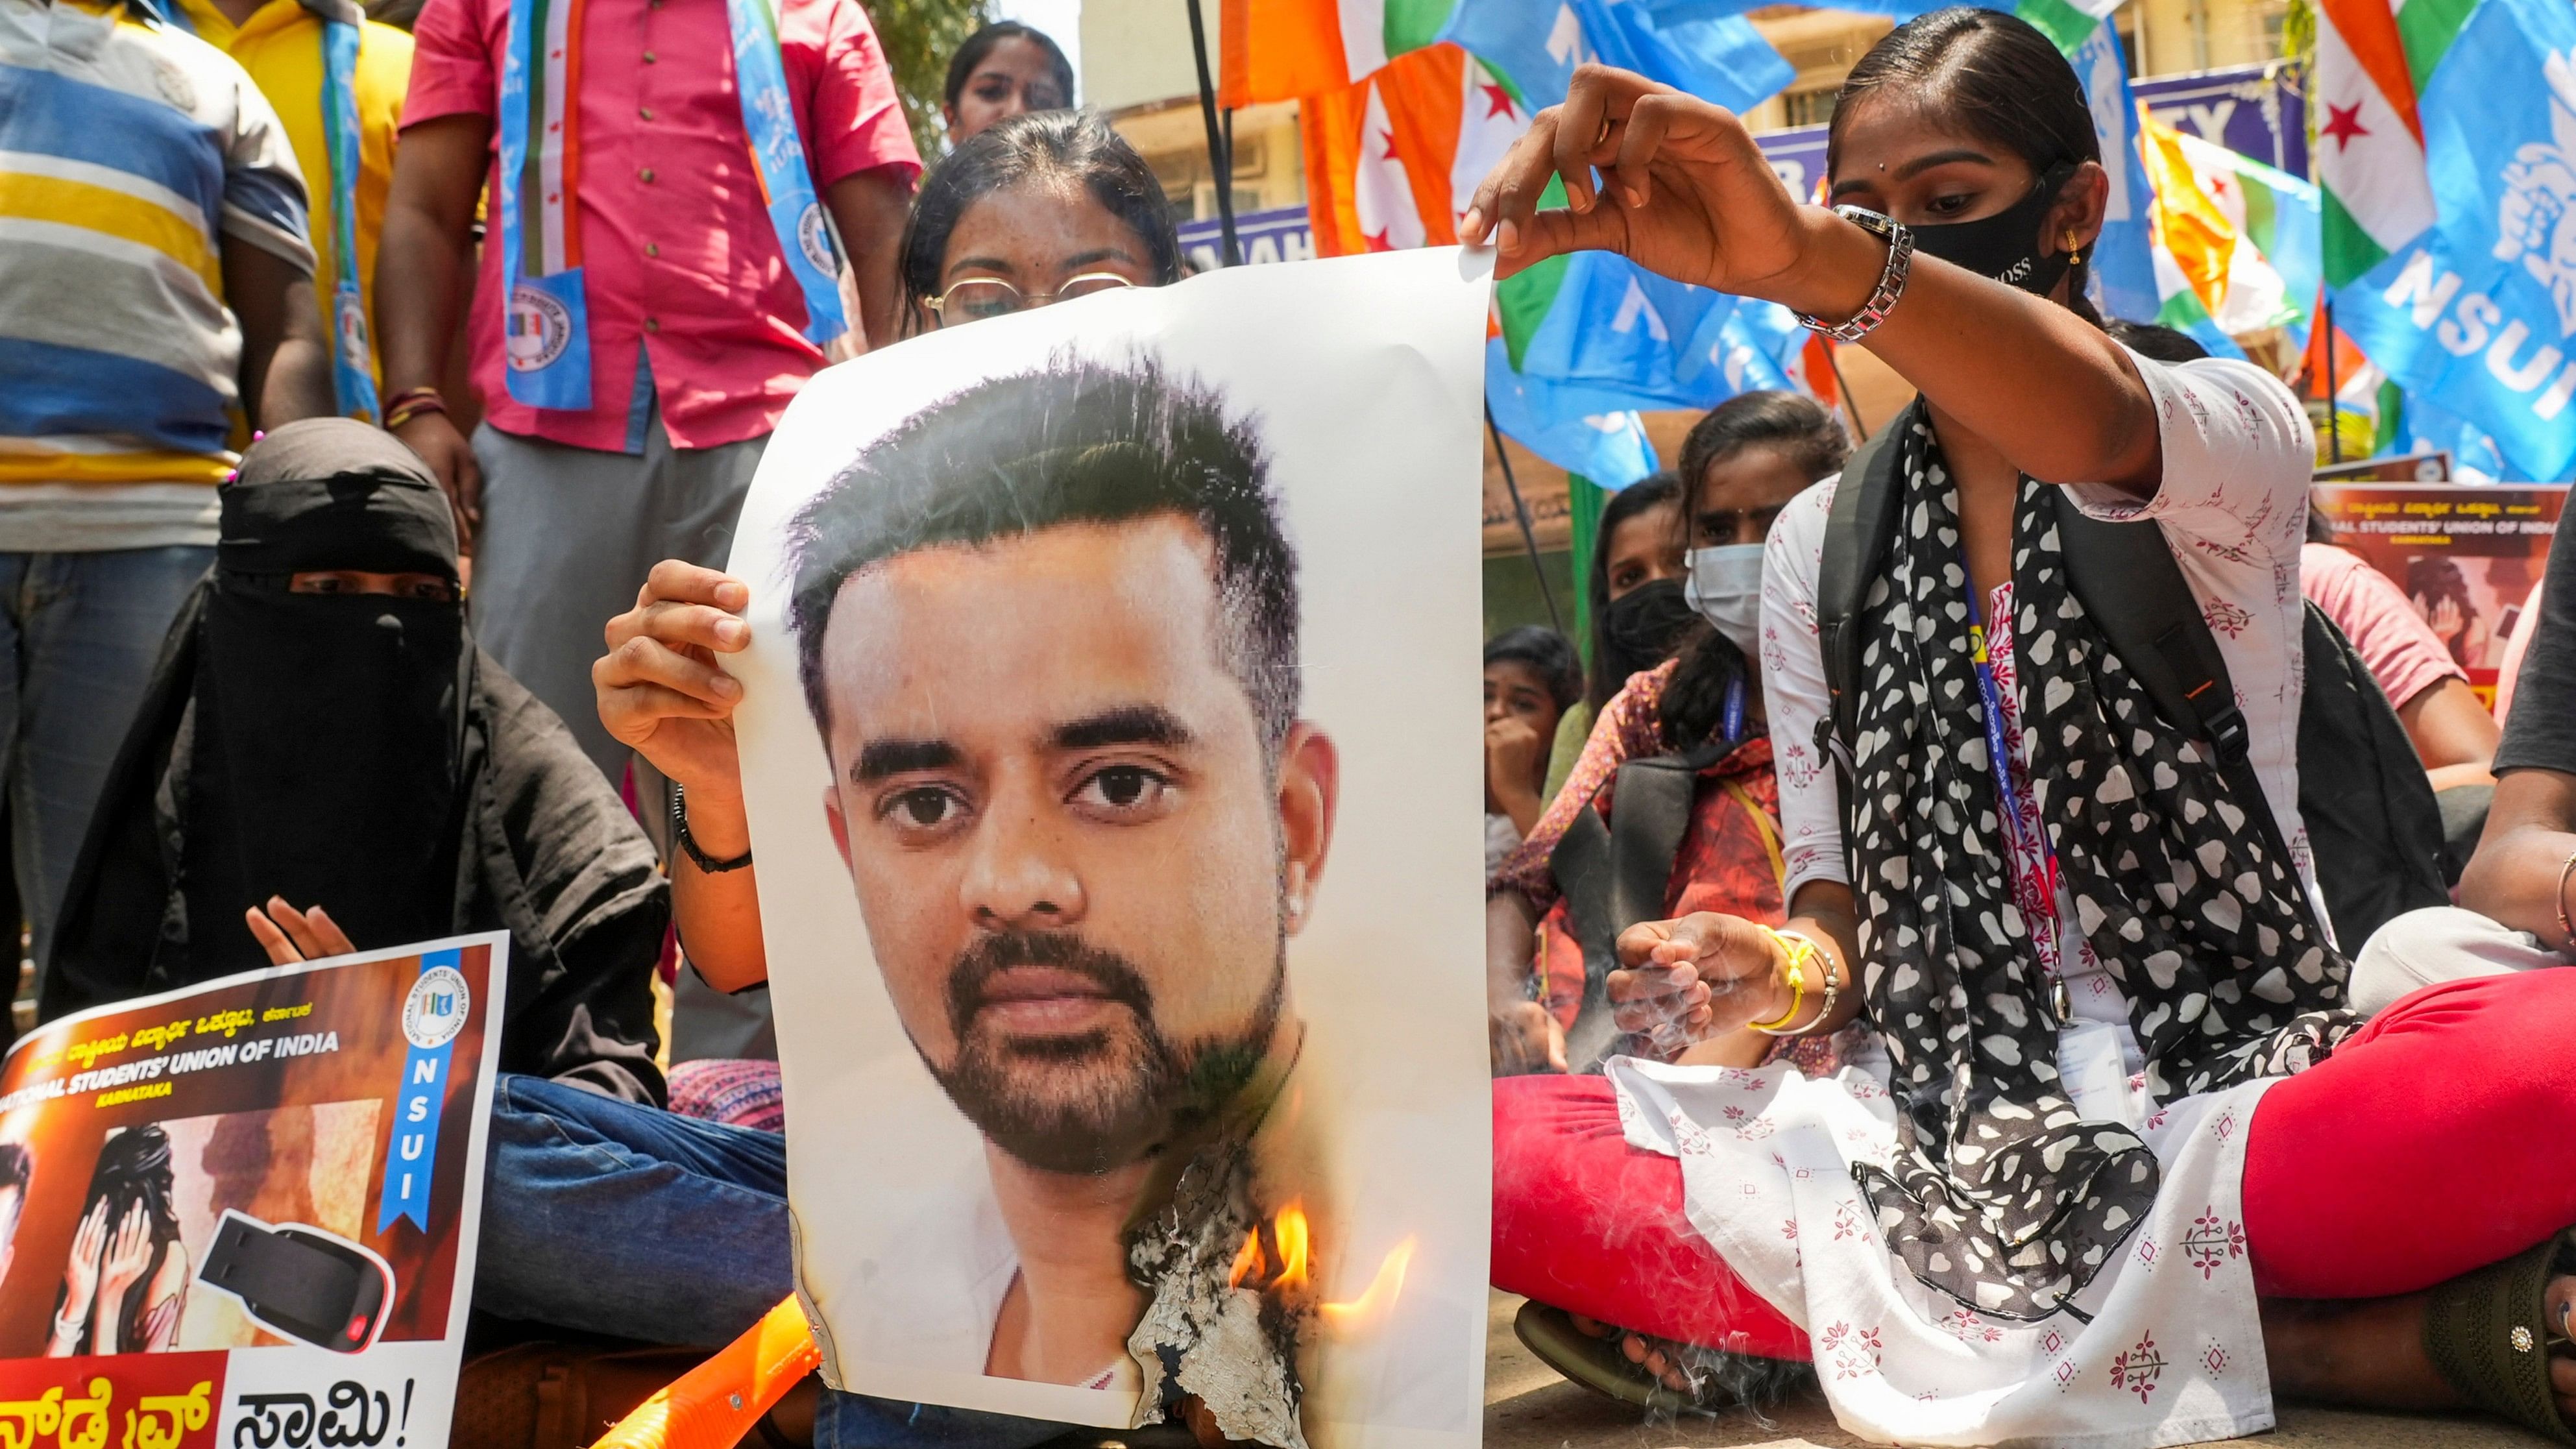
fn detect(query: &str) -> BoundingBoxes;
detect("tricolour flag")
[2141,113,2320,352]
[1221,0,1457,104]
[1300,43,1527,254]
[2313,0,2473,286]
[2330,0,2576,480]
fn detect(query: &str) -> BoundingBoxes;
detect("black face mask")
[1910,162,2080,297]
[1599,578,1700,690]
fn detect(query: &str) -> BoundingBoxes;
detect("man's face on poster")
[820,513,1333,1175]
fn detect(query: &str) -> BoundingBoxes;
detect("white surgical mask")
[1683,543,1766,658]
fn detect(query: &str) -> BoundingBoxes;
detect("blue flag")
[1440,0,1792,116]
[2060,19,2165,328]
[2333,0,2576,481]
[1485,337,1662,487]
[1518,255,1750,408]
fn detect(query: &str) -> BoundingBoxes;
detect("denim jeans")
[0,546,215,969]
[479,1075,1071,1449]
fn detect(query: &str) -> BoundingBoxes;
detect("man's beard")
[925,929,1285,1175]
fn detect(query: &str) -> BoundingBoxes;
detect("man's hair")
[788,354,1300,750]
[0,1143,27,1199]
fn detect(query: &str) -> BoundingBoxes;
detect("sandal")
[2424,1226,2576,1444]
[1512,1302,1807,1414]
[1514,1302,1703,1413]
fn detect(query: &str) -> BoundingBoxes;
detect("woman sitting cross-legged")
[1466,10,2576,1444]
[1485,391,1850,1080]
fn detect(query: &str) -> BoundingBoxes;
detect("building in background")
[1081,0,1304,226]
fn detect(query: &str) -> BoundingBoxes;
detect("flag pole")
[2322,296,2343,463]
[1183,0,1241,267]
[1823,343,1871,442]
[1487,403,1564,636]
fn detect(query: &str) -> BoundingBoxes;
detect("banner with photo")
[0,934,508,1449]
[725,247,1494,1449]
[2311,481,2568,700]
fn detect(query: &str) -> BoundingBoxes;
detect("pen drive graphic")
[195,1210,394,1352]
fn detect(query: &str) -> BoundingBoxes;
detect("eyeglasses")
[925,273,1138,326]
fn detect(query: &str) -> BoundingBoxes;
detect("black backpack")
[1812,404,2447,955]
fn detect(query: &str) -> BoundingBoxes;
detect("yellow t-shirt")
[176,0,410,396]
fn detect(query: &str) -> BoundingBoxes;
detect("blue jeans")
[0,546,214,968]
[479,1075,1071,1449]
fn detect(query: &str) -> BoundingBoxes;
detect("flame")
[1226,1201,1416,1328]
[1272,1202,1312,1293]
[1228,1223,1265,1288]
[1320,1237,1414,1324]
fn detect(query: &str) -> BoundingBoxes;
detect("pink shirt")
[2300,542,2464,712]
[406,0,919,451]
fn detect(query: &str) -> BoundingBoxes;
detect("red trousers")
[1491,969,2576,1359]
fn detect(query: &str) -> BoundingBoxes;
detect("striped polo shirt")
[0,0,313,525]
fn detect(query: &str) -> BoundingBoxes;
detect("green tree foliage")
[867,0,993,158]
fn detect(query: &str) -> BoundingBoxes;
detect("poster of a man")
[729,249,1490,1449]
[786,356,1333,1435]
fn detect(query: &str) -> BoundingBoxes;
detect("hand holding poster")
[0,935,507,1448]
[725,247,1494,1449]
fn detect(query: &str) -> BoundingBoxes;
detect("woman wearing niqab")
[42,419,666,1103]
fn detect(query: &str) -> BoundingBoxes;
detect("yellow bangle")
[1744,929,1814,1034]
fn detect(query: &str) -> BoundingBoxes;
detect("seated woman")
[43,419,665,1106]
[1486,392,1848,1077]
[463,108,1189,1449]
[1544,473,1693,798]
[1484,626,1583,872]
[1465,12,2576,1443]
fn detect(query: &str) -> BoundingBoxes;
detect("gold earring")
[2063,229,2083,257]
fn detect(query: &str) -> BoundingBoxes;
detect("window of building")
[1781,86,1838,128]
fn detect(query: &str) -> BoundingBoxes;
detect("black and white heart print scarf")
[1841,417,2361,1319]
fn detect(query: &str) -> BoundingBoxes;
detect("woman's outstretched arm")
[1459,65,2159,493]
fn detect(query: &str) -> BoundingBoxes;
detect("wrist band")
[1746,929,1814,1034]
[383,387,446,432]
[2557,849,2576,954]
[1752,927,1841,1038]
[672,785,754,875]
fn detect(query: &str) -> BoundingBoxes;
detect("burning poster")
[2311,482,2568,701]
[0,935,506,1448]
[726,248,1492,1449]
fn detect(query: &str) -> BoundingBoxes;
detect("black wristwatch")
[672,785,755,873]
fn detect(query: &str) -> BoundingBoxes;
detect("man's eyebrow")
[853,738,962,782]
[1052,705,1197,752]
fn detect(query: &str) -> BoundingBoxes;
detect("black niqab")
[180,420,469,973]
[45,422,670,1102]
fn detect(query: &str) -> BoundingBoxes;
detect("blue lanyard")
[1962,575,2064,928]
[1721,675,1745,746]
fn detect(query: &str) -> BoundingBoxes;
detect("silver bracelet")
[1796,206,1913,344]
